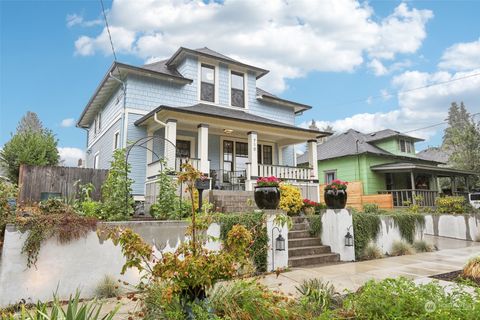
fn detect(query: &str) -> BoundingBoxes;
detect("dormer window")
[200,64,215,102]
[399,139,413,153]
[231,71,245,108]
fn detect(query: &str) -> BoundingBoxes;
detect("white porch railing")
[257,164,313,181]
[147,157,205,179]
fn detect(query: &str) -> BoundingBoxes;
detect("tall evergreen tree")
[16,111,43,133]
[442,102,480,187]
[0,112,59,183]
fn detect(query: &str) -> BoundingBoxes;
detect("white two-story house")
[77,47,327,206]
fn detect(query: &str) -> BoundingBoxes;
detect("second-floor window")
[114,132,120,150]
[93,113,102,136]
[231,71,245,108]
[201,64,215,102]
[399,139,413,153]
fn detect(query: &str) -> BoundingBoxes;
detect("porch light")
[223,129,234,134]
[345,226,354,247]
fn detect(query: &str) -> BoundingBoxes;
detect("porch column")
[197,124,209,175]
[248,131,258,178]
[410,170,416,204]
[307,139,318,180]
[146,128,154,164]
[165,119,177,170]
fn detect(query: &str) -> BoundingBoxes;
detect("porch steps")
[288,216,340,268]
[209,190,257,213]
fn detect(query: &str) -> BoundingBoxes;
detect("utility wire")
[327,72,480,108]
[100,0,117,61]
[401,112,480,134]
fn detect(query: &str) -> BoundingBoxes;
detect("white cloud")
[438,38,480,71]
[66,13,102,28]
[368,59,388,76]
[60,118,75,127]
[305,68,480,142]
[72,0,432,92]
[58,147,85,167]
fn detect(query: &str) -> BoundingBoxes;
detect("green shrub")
[352,212,381,259]
[341,277,480,319]
[413,240,434,252]
[94,275,121,298]
[361,242,383,260]
[100,148,134,221]
[218,212,268,272]
[362,203,379,214]
[307,215,322,237]
[436,196,468,214]
[390,240,414,256]
[210,280,296,319]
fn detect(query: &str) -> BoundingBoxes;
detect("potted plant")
[324,179,348,209]
[254,176,281,209]
[302,199,316,215]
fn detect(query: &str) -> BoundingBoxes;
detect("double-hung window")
[201,64,215,102]
[325,170,336,184]
[257,144,273,165]
[231,71,245,108]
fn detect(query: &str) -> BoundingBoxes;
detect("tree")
[442,102,480,187]
[0,113,59,183]
[100,148,134,221]
[16,111,43,134]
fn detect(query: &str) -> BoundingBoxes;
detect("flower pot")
[254,186,280,209]
[324,189,347,209]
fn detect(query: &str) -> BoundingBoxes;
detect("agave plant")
[5,292,119,320]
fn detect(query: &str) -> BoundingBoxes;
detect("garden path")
[259,235,480,296]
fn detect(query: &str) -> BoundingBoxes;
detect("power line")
[100,0,117,61]
[401,112,480,134]
[327,72,480,108]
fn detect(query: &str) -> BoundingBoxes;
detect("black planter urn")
[324,189,348,209]
[254,186,280,210]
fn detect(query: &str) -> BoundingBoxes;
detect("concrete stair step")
[292,216,307,223]
[288,237,322,248]
[288,253,340,267]
[291,223,309,231]
[288,245,331,257]
[288,230,312,239]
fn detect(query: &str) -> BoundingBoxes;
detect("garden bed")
[430,270,480,287]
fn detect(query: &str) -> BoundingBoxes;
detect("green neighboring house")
[297,129,475,207]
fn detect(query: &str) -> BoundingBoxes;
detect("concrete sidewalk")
[259,236,480,296]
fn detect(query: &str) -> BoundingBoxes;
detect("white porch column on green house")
[165,119,177,170]
[248,131,258,177]
[307,139,318,179]
[197,124,209,174]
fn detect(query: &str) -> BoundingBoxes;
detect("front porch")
[372,162,475,207]
[135,104,327,204]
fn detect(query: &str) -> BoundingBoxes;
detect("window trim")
[93,152,100,169]
[113,130,120,150]
[199,62,218,103]
[324,170,337,184]
[176,135,196,159]
[230,70,245,108]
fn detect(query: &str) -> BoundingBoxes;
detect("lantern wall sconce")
[345,225,354,247]
[271,226,285,271]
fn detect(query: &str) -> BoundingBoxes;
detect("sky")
[1,0,479,166]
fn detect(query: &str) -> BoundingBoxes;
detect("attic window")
[231,71,244,108]
[200,64,215,102]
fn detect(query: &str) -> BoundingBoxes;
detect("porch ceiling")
[135,104,329,145]
[370,162,476,177]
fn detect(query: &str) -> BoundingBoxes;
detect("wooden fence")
[18,165,108,203]
[319,181,393,210]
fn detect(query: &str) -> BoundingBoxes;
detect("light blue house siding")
[86,118,121,169]
[126,113,147,195]
[218,63,229,106]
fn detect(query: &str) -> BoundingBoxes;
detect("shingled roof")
[417,147,451,164]
[297,129,432,164]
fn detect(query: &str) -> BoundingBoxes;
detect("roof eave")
[256,94,312,114]
[166,47,269,79]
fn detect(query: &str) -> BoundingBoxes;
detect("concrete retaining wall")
[321,209,355,261]
[373,216,424,255]
[424,214,480,241]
